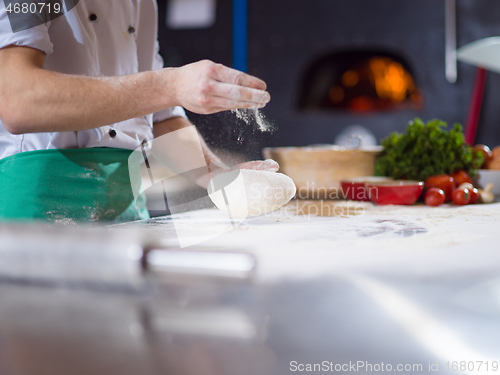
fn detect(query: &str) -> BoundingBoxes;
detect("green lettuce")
[375,118,483,181]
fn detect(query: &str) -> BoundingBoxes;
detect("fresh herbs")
[375,118,483,181]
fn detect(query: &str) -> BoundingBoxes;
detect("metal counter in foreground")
[1,202,500,375]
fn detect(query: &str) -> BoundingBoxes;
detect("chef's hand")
[170,60,271,114]
[208,159,279,179]
[205,159,279,188]
[236,159,279,172]
[206,159,280,195]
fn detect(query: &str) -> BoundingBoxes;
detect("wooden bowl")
[263,145,383,199]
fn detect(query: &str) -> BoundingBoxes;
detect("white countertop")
[120,201,500,283]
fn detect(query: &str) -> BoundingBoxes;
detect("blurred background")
[156,0,500,160]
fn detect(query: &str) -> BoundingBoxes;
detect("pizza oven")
[297,50,423,113]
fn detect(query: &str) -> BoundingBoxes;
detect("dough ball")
[208,170,296,218]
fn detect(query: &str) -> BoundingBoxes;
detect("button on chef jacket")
[0,0,187,160]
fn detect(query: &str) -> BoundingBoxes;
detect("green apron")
[0,148,149,223]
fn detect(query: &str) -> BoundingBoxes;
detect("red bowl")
[340,177,393,201]
[365,180,424,205]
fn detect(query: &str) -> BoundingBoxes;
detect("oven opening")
[297,50,423,113]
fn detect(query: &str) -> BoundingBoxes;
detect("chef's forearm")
[0,46,177,134]
[152,117,280,189]
[0,46,270,135]
[153,117,227,188]
[153,116,223,163]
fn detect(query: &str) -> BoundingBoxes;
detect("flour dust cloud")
[231,108,275,133]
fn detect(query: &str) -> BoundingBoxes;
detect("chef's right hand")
[169,60,271,114]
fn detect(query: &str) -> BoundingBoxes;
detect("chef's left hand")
[236,159,279,172]
[205,159,279,190]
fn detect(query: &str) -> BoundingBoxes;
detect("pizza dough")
[207,169,296,218]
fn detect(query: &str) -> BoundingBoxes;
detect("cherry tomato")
[425,174,455,202]
[425,188,445,207]
[469,187,479,204]
[450,170,472,186]
[473,144,493,168]
[451,188,470,205]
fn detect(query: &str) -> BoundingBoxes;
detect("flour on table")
[208,170,296,218]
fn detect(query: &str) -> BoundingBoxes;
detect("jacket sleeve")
[136,0,187,124]
[0,2,53,55]
[151,40,187,123]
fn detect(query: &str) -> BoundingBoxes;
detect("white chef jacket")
[0,0,186,160]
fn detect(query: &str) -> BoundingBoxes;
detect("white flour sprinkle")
[232,108,274,132]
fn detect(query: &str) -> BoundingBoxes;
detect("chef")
[0,0,274,222]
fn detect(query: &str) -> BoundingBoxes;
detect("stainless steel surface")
[1,217,500,374]
[0,223,144,287]
[144,248,256,279]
